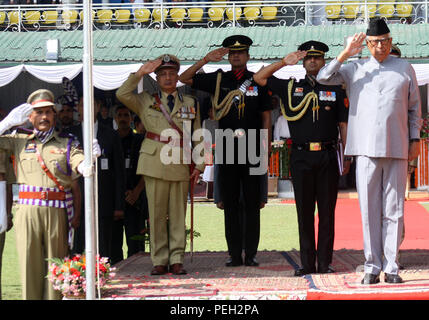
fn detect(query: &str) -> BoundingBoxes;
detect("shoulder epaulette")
[14,127,33,135]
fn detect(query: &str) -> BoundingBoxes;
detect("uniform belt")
[146,131,183,148]
[19,190,66,201]
[292,141,337,151]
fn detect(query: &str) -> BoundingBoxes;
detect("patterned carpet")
[103,249,429,300]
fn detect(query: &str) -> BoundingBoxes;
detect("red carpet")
[333,198,429,250]
[307,290,429,300]
[282,197,429,250]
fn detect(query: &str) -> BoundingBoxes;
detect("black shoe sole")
[384,275,403,284]
[225,260,243,267]
[361,276,380,285]
[244,261,259,267]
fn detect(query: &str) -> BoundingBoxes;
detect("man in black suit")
[111,105,148,264]
[64,96,126,260]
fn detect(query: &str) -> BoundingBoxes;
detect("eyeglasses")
[367,37,391,46]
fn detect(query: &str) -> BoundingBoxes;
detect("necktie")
[167,95,175,112]
[233,69,245,80]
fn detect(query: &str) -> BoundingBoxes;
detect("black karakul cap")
[366,18,390,36]
[298,40,329,57]
[222,35,253,51]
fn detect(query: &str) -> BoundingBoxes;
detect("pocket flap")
[140,142,157,155]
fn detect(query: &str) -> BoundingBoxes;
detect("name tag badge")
[125,158,130,169]
[101,158,109,170]
[294,87,304,97]
[25,143,36,153]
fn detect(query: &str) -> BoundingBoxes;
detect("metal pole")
[232,2,236,27]
[364,0,368,23]
[161,2,164,29]
[425,0,428,23]
[18,6,21,32]
[82,0,96,300]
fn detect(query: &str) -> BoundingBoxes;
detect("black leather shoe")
[225,257,243,267]
[318,265,336,274]
[244,257,259,267]
[385,273,403,284]
[361,273,380,285]
[294,268,315,277]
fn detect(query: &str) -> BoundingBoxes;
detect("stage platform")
[103,191,429,300]
[104,249,429,300]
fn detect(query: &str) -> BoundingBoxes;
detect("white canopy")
[2,62,429,90]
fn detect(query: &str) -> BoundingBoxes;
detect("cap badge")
[163,55,171,63]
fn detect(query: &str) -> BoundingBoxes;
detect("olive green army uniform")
[116,73,205,267]
[0,130,84,300]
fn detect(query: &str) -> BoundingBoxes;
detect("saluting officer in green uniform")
[0,89,100,300]
[254,41,349,276]
[116,55,204,276]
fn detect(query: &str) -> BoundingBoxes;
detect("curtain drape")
[0,63,427,89]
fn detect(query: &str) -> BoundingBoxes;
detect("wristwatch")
[410,139,420,143]
[344,156,353,161]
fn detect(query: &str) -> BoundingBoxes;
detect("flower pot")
[277,179,294,199]
[63,293,86,300]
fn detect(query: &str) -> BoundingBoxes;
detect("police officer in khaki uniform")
[116,54,205,276]
[0,89,100,300]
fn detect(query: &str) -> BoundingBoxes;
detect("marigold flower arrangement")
[47,254,116,297]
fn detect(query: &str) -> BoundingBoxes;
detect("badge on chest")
[245,86,258,97]
[319,91,336,101]
[177,106,196,119]
[24,142,37,153]
[50,148,66,154]
[149,102,162,112]
[294,87,304,97]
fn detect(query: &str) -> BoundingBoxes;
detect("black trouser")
[72,214,113,261]
[219,164,261,260]
[290,148,339,272]
[111,204,147,265]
